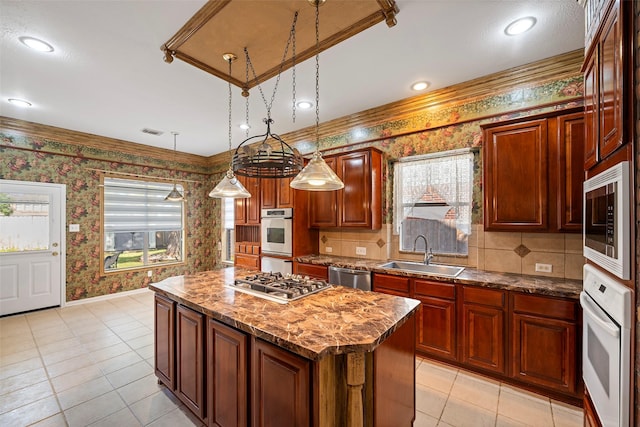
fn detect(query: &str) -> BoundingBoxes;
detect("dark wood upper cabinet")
[308,148,382,230]
[207,319,248,427]
[554,112,586,232]
[483,118,549,231]
[483,108,585,233]
[261,177,294,209]
[154,294,175,390]
[582,0,632,169]
[251,338,311,427]
[235,175,260,225]
[176,305,206,421]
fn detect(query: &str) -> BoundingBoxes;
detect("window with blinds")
[393,149,473,255]
[102,176,184,272]
[222,198,235,263]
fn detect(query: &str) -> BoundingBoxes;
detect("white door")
[0,180,65,316]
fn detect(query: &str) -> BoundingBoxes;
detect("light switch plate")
[355,247,366,255]
[325,247,333,253]
[69,224,80,232]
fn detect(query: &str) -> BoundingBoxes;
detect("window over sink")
[393,149,473,255]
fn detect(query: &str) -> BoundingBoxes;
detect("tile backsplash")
[318,224,584,280]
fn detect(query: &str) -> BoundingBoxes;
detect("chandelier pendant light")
[290,0,344,191]
[209,54,251,199]
[231,13,304,179]
[165,131,186,201]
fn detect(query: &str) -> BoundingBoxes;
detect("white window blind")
[393,149,473,255]
[103,177,183,233]
[223,198,234,229]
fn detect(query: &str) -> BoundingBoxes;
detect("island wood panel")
[154,294,175,390]
[461,287,506,375]
[176,305,206,421]
[373,314,416,427]
[251,338,311,427]
[207,319,248,427]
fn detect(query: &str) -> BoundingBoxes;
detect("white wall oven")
[583,161,630,280]
[260,208,293,257]
[580,265,631,427]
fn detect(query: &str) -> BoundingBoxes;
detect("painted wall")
[0,132,225,301]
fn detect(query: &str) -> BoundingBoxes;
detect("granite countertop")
[294,255,583,299]
[149,267,420,361]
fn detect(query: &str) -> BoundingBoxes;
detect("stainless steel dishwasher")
[328,266,372,291]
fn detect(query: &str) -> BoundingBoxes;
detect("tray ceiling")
[162,0,399,89]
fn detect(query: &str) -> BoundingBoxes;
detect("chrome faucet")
[413,234,434,265]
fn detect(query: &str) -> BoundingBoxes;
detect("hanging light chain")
[292,15,297,123]
[244,51,251,139]
[227,58,233,164]
[314,0,320,151]
[245,11,298,118]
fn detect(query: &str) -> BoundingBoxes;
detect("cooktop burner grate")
[230,272,331,303]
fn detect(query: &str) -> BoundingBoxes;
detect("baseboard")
[63,287,152,307]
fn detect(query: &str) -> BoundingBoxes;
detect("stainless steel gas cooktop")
[229,272,331,304]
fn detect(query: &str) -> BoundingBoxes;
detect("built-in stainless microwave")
[583,161,630,280]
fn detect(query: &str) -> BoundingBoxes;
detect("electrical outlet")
[147,270,153,277]
[355,246,367,256]
[69,224,80,232]
[535,263,552,273]
[325,246,333,253]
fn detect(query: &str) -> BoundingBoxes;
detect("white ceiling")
[0,0,584,158]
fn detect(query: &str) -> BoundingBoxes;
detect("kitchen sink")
[378,261,465,278]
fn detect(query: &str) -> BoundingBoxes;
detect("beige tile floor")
[0,289,584,427]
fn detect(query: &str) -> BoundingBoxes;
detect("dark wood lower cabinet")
[154,294,175,389]
[461,287,506,374]
[207,319,248,427]
[293,262,329,280]
[252,338,311,427]
[176,305,206,421]
[414,280,457,361]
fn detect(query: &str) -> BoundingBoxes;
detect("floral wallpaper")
[1,133,226,301]
[1,73,583,301]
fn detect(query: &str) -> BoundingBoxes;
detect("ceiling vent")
[141,128,163,136]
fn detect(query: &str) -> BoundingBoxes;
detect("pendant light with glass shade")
[209,54,251,199]
[290,0,344,191]
[165,131,186,201]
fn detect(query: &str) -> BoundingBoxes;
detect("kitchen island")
[149,267,420,427]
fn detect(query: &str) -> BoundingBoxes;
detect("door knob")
[52,252,59,256]
[52,243,59,247]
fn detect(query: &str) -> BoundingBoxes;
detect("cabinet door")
[208,319,248,427]
[154,294,175,390]
[556,113,585,231]
[598,1,623,159]
[176,305,205,420]
[260,179,277,210]
[338,151,371,228]
[511,313,577,394]
[245,176,261,224]
[462,304,505,374]
[277,177,294,208]
[417,296,456,361]
[483,119,548,231]
[583,48,599,169]
[293,262,328,280]
[308,157,338,228]
[252,339,310,427]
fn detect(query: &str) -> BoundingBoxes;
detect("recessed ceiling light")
[8,98,32,108]
[296,101,313,109]
[411,81,429,91]
[19,36,54,52]
[504,17,537,36]
[239,123,251,130]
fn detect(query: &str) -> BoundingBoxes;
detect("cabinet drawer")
[463,287,505,308]
[235,254,259,269]
[294,263,328,280]
[414,280,455,300]
[373,274,410,295]
[511,293,577,321]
